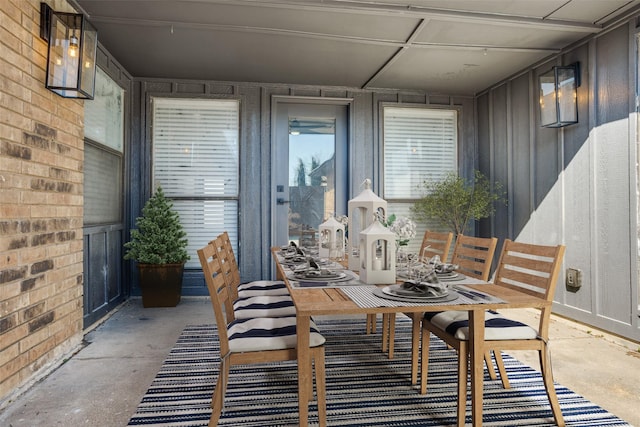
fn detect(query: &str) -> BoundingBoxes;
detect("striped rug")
[128,317,631,426]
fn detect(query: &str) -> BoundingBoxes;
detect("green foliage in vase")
[124,186,190,264]
[411,170,506,236]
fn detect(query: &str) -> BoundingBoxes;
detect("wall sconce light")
[539,62,580,128]
[40,3,97,99]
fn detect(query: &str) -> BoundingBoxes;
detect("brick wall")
[0,0,84,405]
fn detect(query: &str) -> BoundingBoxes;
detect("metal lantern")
[539,63,580,128]
[40,3,98,99]
[347,179,387,270]
[318,216,345,260]
[359,220,396,284]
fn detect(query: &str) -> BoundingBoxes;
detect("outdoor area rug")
[128,317,632,426]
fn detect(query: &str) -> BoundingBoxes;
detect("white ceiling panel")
[547,0,638,23]
[370,47,551,94]
[97,22,399,86]
[415,18,588,49]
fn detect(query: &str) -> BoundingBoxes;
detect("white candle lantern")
[318,216,345,260]
[347,179,387,271]
[359,220,396,284]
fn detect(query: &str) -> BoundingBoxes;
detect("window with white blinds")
[383,107,457,254]
[152,98,239,268]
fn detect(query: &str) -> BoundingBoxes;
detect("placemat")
[341,285,505,308]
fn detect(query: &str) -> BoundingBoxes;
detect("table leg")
[297,315,311,427]
[469,309,485,427]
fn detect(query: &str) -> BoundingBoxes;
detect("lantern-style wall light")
[318,216,345,260]
[40,3,98,99]
[347,179,387,271]
[359,220,396,285]
[539,62,580,128]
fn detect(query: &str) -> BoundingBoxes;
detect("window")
[152,98,239,269]
[84,67,123,152]
[383,106,458,253]
[84,68,124,225]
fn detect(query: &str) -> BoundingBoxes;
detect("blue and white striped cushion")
[237,280,290,298]
[233,295,296,319]
[425,310,538,341]
[227,316,325,352]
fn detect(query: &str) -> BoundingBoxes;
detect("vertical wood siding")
[477,23,639,341]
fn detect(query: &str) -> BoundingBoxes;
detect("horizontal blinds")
[84,144,122,225]
[383,107,457,199]
[383,107,457,255]
[152,98,240,269]
[173,200,238,269]
[153,98,239,197]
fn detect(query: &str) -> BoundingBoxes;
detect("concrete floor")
[0,297,639,427]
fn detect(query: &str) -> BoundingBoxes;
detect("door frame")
[270,95,354,253]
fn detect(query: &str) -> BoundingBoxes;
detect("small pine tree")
[124,186,190,264]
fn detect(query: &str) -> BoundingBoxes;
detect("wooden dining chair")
[405,234,498,385]
[215,231,291,298]
[420,229,454,262]
[420,239,566,427]
[376,230,454,359]
[197,241,327,427]
[211,232,296,319]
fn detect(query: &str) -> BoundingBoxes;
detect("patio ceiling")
[75,0,640,95]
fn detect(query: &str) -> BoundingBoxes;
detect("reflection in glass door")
[273,102,348,250]
[288,117,335,247]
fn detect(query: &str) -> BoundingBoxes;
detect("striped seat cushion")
[228,316,325,352]
[424,310,538,341]
[233,295,296,319]
[237,280,290,298]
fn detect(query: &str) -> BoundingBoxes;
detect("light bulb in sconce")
[84,60,92,68]
[68,34,79,57]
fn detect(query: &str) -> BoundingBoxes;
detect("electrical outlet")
[566,268,582,291]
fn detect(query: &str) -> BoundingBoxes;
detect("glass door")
[273,102,348,250]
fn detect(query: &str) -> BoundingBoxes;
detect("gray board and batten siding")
[477,20,639,341]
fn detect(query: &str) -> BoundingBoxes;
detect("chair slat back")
[493,239,565,338]
[494,240,565,298]
[451,234,498,281]
[211,232,241,301]
[420,230,454,262]
[197,241,233,355]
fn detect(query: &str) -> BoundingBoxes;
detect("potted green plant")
[411,170,506,236]
[124,186,189,307]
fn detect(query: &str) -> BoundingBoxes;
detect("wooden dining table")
[271,248,552,427]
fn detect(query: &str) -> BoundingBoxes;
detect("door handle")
[277,198,290,205]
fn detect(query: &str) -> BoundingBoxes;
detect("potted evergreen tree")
[411,170,506,236]
[124,186,189,307]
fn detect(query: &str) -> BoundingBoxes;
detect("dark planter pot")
[137,263,185,308]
